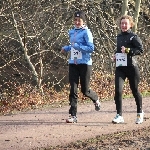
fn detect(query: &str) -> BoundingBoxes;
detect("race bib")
[71,47,82,60]
[116,53,127,67]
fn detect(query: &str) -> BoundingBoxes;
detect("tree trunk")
[133,0,141,33]
[121,0,128,15]
[12,11,43,94]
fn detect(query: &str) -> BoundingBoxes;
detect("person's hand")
[121,46,126,53]
[112,55,116,61]
[121,46,130,53]
[61,49,65,53]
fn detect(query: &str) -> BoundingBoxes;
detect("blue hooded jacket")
[62,26,94,65]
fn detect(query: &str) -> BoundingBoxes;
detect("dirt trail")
[0,97,150,150]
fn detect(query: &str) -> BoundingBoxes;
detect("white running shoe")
[112,114,124,124]
[66,116,77,123]
[135,111,144,124]
[94,99,101,111]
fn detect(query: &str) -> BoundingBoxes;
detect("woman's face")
[74,17,84,28]
[120,19,131,32]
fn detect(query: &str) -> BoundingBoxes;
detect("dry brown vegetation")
[0,70,150,115]
[0,0,150,115]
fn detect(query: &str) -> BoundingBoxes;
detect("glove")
[125,48,130,53]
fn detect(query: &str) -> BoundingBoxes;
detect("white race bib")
[116,53,127,67]
[71,47,82,60]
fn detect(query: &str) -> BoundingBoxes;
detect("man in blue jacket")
[61,11,101,123]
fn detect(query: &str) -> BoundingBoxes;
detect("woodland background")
[0,0,150,114]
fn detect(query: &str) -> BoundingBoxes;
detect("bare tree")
[0,0,149,98]
[122,0,129,15]
[133,0,141,32]
[0,0,68,95]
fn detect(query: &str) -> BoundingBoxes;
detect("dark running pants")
[114,66,142,116]
[69,64,98,116]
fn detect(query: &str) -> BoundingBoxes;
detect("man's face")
[120,19,131,32]
[74,17,84,28]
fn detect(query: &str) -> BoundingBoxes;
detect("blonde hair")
[117,15,135,28]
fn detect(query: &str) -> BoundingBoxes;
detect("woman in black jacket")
[112,15,144,124]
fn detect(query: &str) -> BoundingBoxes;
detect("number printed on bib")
[116,53,127,67]
[71,47,82,60]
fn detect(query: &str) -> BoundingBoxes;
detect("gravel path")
[0,97,150,150]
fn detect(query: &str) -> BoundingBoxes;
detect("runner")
[61,10,101,123]
[112,15,144,124]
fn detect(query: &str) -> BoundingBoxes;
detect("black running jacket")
[115,29,143,66]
